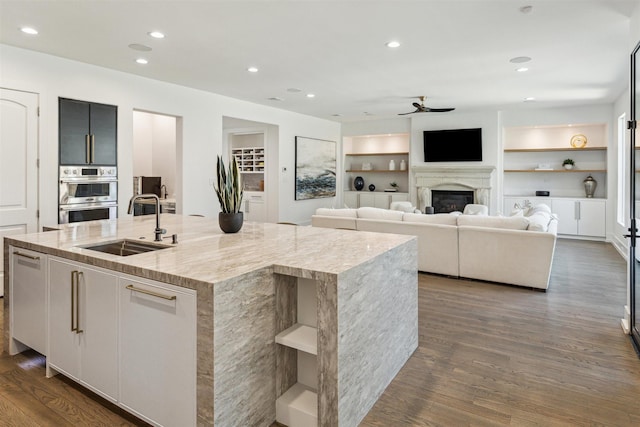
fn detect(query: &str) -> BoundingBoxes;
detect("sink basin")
[81,239,170,257]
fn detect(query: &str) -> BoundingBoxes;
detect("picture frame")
[295,136,336,200]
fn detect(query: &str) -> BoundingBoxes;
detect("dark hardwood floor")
[1,239,639,426]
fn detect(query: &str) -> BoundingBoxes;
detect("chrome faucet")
[160,184,168,199]
[127,193,167,242]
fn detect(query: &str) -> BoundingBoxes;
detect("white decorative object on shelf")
[362,162,372,170]
[400,159,406,171]
[389,159,396,170]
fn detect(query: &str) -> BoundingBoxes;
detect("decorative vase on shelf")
[400,159,407,171]
[369,184,376,192]
[389,159,396,170]
[354,176,365,191]
[564,164,574,170]
[584,175,597,198]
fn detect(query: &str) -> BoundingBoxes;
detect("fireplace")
[412,166,495,213]
[431,190,474,213]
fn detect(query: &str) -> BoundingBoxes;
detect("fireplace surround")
[413,166,495,212]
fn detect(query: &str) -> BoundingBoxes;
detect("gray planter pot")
[219,212,244,233]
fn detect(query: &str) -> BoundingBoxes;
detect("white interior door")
[0,88,39,296]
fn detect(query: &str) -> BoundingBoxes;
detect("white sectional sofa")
[311,206,558,290]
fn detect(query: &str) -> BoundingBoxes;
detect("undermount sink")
[81,239,170,257]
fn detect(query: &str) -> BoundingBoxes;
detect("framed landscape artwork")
[295,136,336,200]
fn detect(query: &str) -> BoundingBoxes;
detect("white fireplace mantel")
[412,165,496,210]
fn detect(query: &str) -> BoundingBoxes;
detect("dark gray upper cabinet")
[59,98,117,166]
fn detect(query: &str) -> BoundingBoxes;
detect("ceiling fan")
[398,96,455,115]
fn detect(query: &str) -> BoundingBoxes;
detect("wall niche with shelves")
[503,123,607,199]
[343,133,410,194]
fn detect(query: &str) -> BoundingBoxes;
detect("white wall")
[0,44,340,226]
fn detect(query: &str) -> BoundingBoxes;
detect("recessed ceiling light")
[247,66,259,73]
[510,56,532,64]
[524,97,535,102]
[136,58,149,65]
[129,43,152,52]
[306,93,315,98]
[519,5,533,14]
[20,27,38,35]
[516,67,529,72]
[386,41,400,48]
[287,88,302,93]
[148,31,165,39]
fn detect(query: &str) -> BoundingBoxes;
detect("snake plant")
[214,156,244,213]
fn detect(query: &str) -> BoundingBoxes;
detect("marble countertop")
[6,215,414,288]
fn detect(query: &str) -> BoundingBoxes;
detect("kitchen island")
[3,214,418,426]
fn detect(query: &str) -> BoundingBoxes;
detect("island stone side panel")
[337,239,418,426]
[213,267,276,426]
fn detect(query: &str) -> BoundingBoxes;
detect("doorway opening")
[132,110,179,214]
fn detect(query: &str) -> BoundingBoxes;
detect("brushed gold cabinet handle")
[126,284,177,301]
[14,251,40,261]
[76,271,83,334]
[71,271,77,332]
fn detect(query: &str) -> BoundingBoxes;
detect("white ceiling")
[0,0,637,122]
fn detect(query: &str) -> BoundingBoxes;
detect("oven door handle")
[59,202,118,211]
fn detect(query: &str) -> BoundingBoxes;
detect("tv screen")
[423,128,482,162]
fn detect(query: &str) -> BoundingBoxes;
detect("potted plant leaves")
[214,155,244,233]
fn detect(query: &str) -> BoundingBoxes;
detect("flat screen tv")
[423,128,482,162]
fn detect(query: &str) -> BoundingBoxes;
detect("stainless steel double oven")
[59,166,117,224]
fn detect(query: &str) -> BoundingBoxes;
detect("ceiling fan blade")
[398,107,424,115]
[412,102,422,109]
[424,107,455,112]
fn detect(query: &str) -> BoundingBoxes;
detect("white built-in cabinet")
[48,257,119,402]
[503,196,606,238]
[344,191,409,209]
[243,191,266,222]
[10,247,48,355]
[119,274,197,427]
[552,199,606,237]
[9,252,197,426]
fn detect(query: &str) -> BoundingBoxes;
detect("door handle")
[85,135,91,164]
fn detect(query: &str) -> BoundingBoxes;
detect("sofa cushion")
[390,201,417,213]
[457,215,530,230]
[403,212,459,225]
[315,208,357,218]
[357,207,405,221]
[527,211,552,232]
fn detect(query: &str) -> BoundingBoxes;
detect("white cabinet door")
[48,258,118,401]
[390,193,409,204]
[374,194,390,209]
[244,192,266,222]
[343,191,358,208]
[49,258,81,379]
[358,193,375,207]
[552,199,579,235]
[119,275,197,427]
[10,247,47,355]
[577,199,606,237]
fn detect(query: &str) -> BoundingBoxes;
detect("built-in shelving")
[503,123,608,200]
[275,324,317,355]
[231,147,265,173]
[275,383,318,427]
[343,134,410,194]
[504,169,607,173]
[504,147,606,153]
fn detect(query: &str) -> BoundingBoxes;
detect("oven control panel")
[60,166,117,178]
